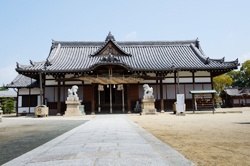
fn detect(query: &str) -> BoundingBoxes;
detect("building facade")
[6,32,239,115]
[221,87,250,107]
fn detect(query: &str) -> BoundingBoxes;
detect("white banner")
[177,94,185,113]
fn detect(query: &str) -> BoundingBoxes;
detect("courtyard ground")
[127,107,250,166]
[0,116,91,165]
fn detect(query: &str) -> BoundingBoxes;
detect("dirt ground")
[128,108,250,166]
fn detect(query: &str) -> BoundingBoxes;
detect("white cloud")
[239,52,250,64]
[0,64,17,86]
[126,31,137,40]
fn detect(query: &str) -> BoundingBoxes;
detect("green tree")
[0,84,8,91]
[226,70,244,87]
[240,60,250,87]
[6,97,15,114]
[0,96,7,114]
[213,74,233,94]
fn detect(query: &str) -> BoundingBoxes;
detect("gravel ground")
[0,117,88,165]
[128,107,250,166]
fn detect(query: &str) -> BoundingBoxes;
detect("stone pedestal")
[64,97,81,116]
[141,95,158,115]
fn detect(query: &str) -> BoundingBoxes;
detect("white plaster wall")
[18,107,29,113]
[30,107,35,113]
[46,75,54,79]
[163,78,174,83]
[84,81,91,85]
[234,99,239,104]
[195,77,211,83]
[179,71,192,76]
[65,74,74,78]
[65,81,82,85]
[166,73,174,77]
[147,73,156,77]
[31,88,40,94]
[45,80,58,86]
[37,96,41,105]
[140,80,156,84]
[194,71,211,76]
[18,96,22,107]
[178,78,193,83]
[19,88,29,95]
[240,99,245,104]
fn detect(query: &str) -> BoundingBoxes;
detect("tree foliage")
[0,96,7,114]
[0,84,8,91]
[240,60,250,87]
[6,97,15,114]
[213,74,233,94]
[226,70,244,87]
[226,60,250,87]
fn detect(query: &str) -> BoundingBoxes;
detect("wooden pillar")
[16,88,19,117]
[192,71,195,90]
[160,79,164,113]
[43,74,45,105]
[91,84,95,115]
[29,88,31,113]
[57,81,61,114]
[82,81,84,101]
[98,88,101,112]
[127,84,131,113]
[192,93,195,113]
[212,93,215,114]
[122,86,125,113]
[39,72,43,105]
[156,78,158,100]
[177,70,180,94]
[110,84,112,113]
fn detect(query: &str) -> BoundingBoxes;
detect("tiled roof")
[224,88,250,96]
[6,75,39,88]
[16,33,239,73]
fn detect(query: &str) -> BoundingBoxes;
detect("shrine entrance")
[96,84,125,114]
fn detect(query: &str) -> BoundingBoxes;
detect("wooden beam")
[160,79,164,112]
[91,84,95,115]
[127,84,131,113]
[57,81,61,114]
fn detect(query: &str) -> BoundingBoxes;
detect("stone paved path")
[3,115,195,166]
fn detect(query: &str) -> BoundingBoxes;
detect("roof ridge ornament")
[100,53,120,62]
[30,60,35,67]
[16,62,21,69]
[105,31,115,41]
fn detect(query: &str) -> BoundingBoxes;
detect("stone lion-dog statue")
[143,84,153,96]
[68,85,78,97]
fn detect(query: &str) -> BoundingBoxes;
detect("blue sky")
[0,0,249,86]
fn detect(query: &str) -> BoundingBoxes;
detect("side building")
[6,32,239,115]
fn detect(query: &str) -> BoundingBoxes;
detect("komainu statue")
[68,85,78,97]
[143,84,153,96]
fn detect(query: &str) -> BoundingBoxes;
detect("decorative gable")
[90,32,131,57]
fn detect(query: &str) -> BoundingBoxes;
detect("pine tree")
[6,97,15,114]
[0,96,7,114]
